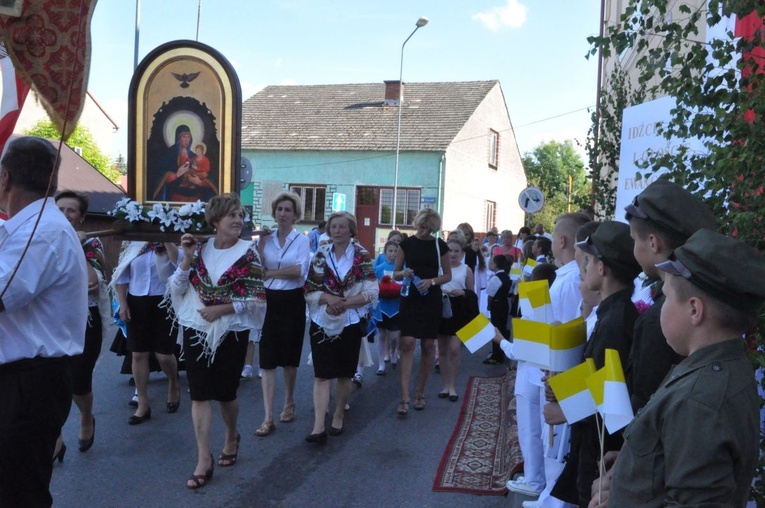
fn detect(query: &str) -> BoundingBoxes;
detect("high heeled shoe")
[218,433,240,467]
[128,407,152,425]
[187,454,214,489]
[305,431,327,444]
[52,442,67,464]
[78,417,96,452]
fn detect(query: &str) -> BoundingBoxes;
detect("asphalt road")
[50,327,535,508]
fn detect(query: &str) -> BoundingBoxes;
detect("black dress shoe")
[438,392,448,399]
[52,442,67,464]
[449,394,459,402]
[328,426,343,436]
[305,431,327,444]
[167,400,180,413]
[128,407,152,425]
[78,417,96,452]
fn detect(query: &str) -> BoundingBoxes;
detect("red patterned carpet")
[433,369,522,495]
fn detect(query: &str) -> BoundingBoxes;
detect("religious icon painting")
[128,40,242,204]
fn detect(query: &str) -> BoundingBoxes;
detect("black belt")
[0,355,68,376]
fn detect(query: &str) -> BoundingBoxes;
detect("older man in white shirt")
[0,137,88,507]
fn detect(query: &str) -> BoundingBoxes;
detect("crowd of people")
[492,182,764,508]
[1,135,764,506]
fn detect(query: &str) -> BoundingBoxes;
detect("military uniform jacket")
[608,339,758,507]
[625,287,684,413]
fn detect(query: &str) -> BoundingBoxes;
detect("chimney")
[384,80,403,107]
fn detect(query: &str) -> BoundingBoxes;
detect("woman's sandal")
[255,421,276,437]
[187,454,214,489]
[279,403,296,423]
[218,433,240,467]
[413,395,426,411]
[397,400,410,416]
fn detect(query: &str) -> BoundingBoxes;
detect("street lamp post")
[392,16,428,231]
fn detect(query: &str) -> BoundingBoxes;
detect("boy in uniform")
[624,180,717,412]
[604,229,764,506]
[546,221,642,506]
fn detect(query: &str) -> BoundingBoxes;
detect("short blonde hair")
[206,193,242,226]
[447,229,467,249]
[413,208,441,233]
[271,191,303,221]
[326,211,358,237]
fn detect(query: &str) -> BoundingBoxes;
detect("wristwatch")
[431,279,438,287]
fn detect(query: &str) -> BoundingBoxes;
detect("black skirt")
[398,285,442,339]
[259,288,307,369]
[184,328,249,402]
[70,306,103,396]
[309,321,361,379]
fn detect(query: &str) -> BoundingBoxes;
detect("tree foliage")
[587,65,645,219]
[522,139,590,229]
[23,120,121,184]
[589,0,765,501]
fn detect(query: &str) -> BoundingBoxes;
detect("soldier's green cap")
[657,229,765,310]
[624,180,717,240]
[576,220,641,280]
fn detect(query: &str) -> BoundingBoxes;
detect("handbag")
[435,240,452,318]
[378,275,401,299]
[442,294,453,319]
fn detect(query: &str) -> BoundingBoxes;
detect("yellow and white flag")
[549,358,597,424]
[602,349,633,434]
[523,258,537,277]
[512,318,550,368]
[549,318,587,372]
[585,349,634,434]
[517,280,553,324]
[510,262,522,282]
[456,313,496,354]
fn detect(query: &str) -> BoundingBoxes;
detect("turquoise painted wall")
[243,149,444,230]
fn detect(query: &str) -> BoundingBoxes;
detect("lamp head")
[416,17,429,27]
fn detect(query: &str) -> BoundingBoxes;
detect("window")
[488,129,499,168]
[289,185,326,222]
[379,188,421,226]
[484,200,496,232]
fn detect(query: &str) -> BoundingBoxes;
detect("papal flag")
[549,317,587,372]
[512,318,550,368]
[456,313,496,354]
[585,349,634,434]
[517,279,553,323]
[549,358,597,424]
[523,258,537,277]
[510,261,522,282]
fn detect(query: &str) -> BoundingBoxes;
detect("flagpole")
[196,0,202,41]
[597,413,605,504]
[133,0,140,70]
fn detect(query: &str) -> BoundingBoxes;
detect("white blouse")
[260,229,310,290]
[441,263,467,293]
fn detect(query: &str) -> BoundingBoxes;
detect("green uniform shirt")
[609,339,758,507]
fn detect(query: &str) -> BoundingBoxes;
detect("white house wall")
[443,83,526,234]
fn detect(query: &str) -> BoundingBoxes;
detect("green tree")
[522,139,590,229]
[587,64,645,219]
[23,120,121,184]
[589,0,765,501]
[113,153,127,175]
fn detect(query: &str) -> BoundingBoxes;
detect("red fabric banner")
[0,0,97,140]
[0,42,30,155]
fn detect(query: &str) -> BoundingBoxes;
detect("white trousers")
[514,362,545,492]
